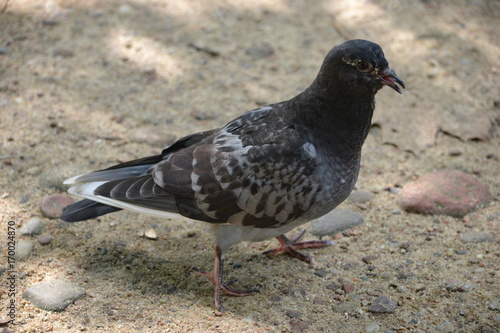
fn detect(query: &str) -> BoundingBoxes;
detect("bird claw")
[263,231,334,264]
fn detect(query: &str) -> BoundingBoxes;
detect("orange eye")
[356,61,373,72]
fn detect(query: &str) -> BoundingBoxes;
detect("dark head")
[316,39,405,96]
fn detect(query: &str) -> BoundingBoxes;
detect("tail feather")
[60,199,121,222]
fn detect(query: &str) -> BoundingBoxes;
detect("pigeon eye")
[356,61,373,72]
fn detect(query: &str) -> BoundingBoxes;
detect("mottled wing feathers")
[153,105,323,228]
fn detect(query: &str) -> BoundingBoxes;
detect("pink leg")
[193,246,259,312]
[262,230,334,264]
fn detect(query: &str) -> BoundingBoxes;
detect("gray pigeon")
[61,39,404,312]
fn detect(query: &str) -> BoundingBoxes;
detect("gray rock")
[460,232,495,243]
[368,295,397,313]
[398,170,491,217]
[15,240,35,261]
[333,300,358,313]
[22,279,85,311]
[0,46,8,54]
[37,234,53,245]
[20,218,45,236]
[365,322,381,332]
[309,209,364,238]
[348,190,375,204]
[285,309,303,318]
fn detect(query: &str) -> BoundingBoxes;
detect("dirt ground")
[1,0,499,332]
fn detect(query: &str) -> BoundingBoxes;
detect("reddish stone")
[41,193,74,219]
[398,170,491,217]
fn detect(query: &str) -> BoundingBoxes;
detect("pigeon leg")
[262,230,334,264]
[193,246,259,312]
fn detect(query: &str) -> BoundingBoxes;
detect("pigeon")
[61,39,404,312]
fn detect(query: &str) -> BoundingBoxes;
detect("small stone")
[289,318,309,332]
[137,227,158,240]
[398,170,491,217]
[380,272,392,280]
[144,228,157,240]
[245,44,274,59]
[461,232,495,243]
[364,322,381,332]
[41,193,74,219]
[20,218,45,235]
[129,126,176,147]
[455,249,468,255]
[348,190,375,204]
[285,309,303,318]
[0,46,8,54]
[396,286,407,293]
[309,209,363,238]
[342,284,355,294]
[362,255,372,264]
[488,302,498,310]
[333,301,358,313]
[445,280,463,292]
[37,234,53,245]
[22,279,85,311]
[314,268,328,278]
[368,296,397,313]
[15,240,35,261]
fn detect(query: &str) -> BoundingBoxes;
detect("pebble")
[144,228,157,240]
[380,272,392,280]
[398,170,491,217]
[444,280,465,292]
[289,318,309,332]
[368,296,397,313]
[40,193,74,218]
[19,218,45,235]
[129,126,176,147]
[348,190,375,204]
[362,255,372,264]
[245,44,275,59]
[37,234,53,245]
[314,268,328,278]
[364,322,381,332]
[22,279,86,311]
[136,227,157,240]
[460,232,495,243]
[285,309,303,318]
[309,208,364,238]
[0,46,8,54]
[396,286,407,293]
[15,240,35,261]
[332,301,358,313]
[342,284,355,294]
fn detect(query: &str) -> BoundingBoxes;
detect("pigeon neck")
[288,82,376,153]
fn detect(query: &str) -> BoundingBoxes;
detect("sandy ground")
[1,0,499,332]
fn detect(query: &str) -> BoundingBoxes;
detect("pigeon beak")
[378,67,405,94]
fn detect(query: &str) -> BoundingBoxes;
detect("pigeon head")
[318,39,405,95]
